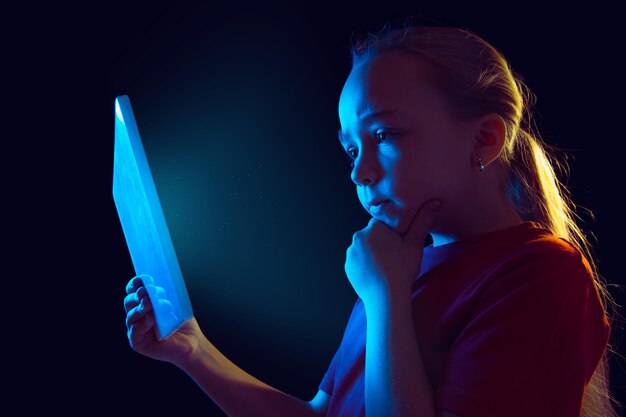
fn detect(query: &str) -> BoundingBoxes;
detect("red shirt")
[318,221,610,417]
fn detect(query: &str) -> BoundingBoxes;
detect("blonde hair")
[348,17,624,417]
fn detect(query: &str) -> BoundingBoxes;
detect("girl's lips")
[367,198,390,207]
[370,199,390,214]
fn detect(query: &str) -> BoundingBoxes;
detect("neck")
[430,163,523,247]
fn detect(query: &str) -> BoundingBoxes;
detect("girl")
[123,20,620,417]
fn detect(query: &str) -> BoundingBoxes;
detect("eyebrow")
[337,109,400,144]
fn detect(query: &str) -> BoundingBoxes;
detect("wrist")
[174,333,211,371]
[364,285,412,310]
[389,284,413,304]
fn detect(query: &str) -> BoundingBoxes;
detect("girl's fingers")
[126,299,152,329]
[138,274,155,286]
[141,294,153,312]
[130,311,155,336]
[123,292,137,314]
[125,275,158,349]
[125,274,154,295]
[128,313,155,347]
[123,286,148,313]
[125,276,143,295]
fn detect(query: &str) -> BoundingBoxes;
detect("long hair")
[347,17,623,417]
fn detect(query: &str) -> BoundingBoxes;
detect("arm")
[176,335,320,417]
[363,290,435,417]
[124,276,320,417]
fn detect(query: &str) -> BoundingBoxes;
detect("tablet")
[112,95,193,340]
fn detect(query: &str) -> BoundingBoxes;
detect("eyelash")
[345,131,395,167]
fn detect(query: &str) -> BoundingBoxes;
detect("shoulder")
[474,234,598,312]
[496,232,592,280]
[516,229,583,258]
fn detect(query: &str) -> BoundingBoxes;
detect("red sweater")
[318,221,610,417]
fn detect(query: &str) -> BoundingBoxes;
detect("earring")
[478,157,485,171]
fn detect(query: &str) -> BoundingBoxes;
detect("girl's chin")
[382,217,401,233]
[396,209,417,235]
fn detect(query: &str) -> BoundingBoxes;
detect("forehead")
[338,51,437,122]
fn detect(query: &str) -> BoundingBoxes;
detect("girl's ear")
[472,113,507,166]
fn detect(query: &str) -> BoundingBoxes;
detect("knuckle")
[126,277,136,294]
[123,295,130,311]
[136,286,146,298]
[138,274,153,286]
[129,324,143,345]
[125,306,142,328]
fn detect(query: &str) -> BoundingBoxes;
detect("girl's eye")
[375,131,393,143]
[345,131,395,168]
[345,149,357,169]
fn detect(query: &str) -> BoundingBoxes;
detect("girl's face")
[338,51,477,236]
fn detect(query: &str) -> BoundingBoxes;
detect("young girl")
[123,20,620,417]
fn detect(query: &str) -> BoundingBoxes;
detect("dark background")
[13,2,624,415]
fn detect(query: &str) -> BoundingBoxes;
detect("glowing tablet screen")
[112,95,193,340]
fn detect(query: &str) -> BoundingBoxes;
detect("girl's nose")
[351,152,382,186]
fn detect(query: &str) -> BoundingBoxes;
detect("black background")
[11,2,625,415]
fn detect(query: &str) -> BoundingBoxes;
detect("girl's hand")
[124,275,204,368]
[345,199,442,305]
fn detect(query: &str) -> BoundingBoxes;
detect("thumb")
[403,199,442,246]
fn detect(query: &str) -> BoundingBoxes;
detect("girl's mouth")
[370,200,390,214]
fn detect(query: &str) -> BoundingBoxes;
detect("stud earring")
[478,157,485,171]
